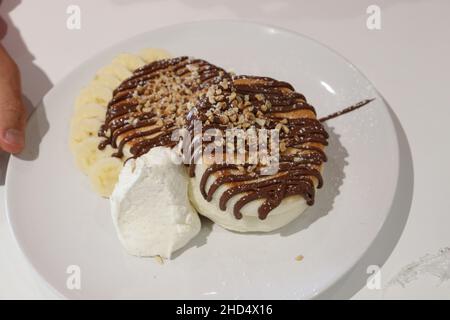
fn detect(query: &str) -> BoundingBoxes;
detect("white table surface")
[1,0,449,300]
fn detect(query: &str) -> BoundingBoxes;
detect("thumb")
[0,46,26,154]
[0,96,26,154]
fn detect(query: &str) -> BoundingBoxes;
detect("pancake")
[186,75,329,232]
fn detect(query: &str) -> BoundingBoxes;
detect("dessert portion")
[187,76,328,232]
[69,49,172,197]
[110,147,200,258]
[70,51,330,258]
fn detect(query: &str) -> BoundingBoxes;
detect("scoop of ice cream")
[110,147,200,258]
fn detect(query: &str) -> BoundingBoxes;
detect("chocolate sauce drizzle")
[319,98,375,122]
[98,57,228,159]
[187,75,329,220]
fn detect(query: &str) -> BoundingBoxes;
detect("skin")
[0,44,26,154]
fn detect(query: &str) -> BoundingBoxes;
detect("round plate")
[6,21,399,299]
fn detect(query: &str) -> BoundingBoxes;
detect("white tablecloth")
[1,0,449,299]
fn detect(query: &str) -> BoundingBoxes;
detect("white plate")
[5,21,399,299]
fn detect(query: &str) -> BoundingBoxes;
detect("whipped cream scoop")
[110,147,201,258]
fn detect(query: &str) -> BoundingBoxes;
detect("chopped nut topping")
[154,255,164,265]
[219,115,229,125]
[255,94,265,101]
[255,118,266,127]
[281,124,290,134]
[208,95,216,104]
[219,78,229,90]
[131,118,139,126]
[228,91,237,102]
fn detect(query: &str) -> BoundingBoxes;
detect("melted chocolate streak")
[319,98,375,122]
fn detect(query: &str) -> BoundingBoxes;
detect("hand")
[0,44,26,154]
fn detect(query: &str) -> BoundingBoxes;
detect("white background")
[1,0,449,299]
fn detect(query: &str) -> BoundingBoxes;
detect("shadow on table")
[316,101,414,299]
[0,0,53,185]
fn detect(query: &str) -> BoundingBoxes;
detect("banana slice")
[75,85,112,109]
[70,48,173,198]
[113,53,146,71]
[74,103,106,121]
[73,136,112,174]
[69,117,103,149]
[88,157,123,197]
[91,74,121,90]
[96,63,133,81]
[138,48,172,63]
